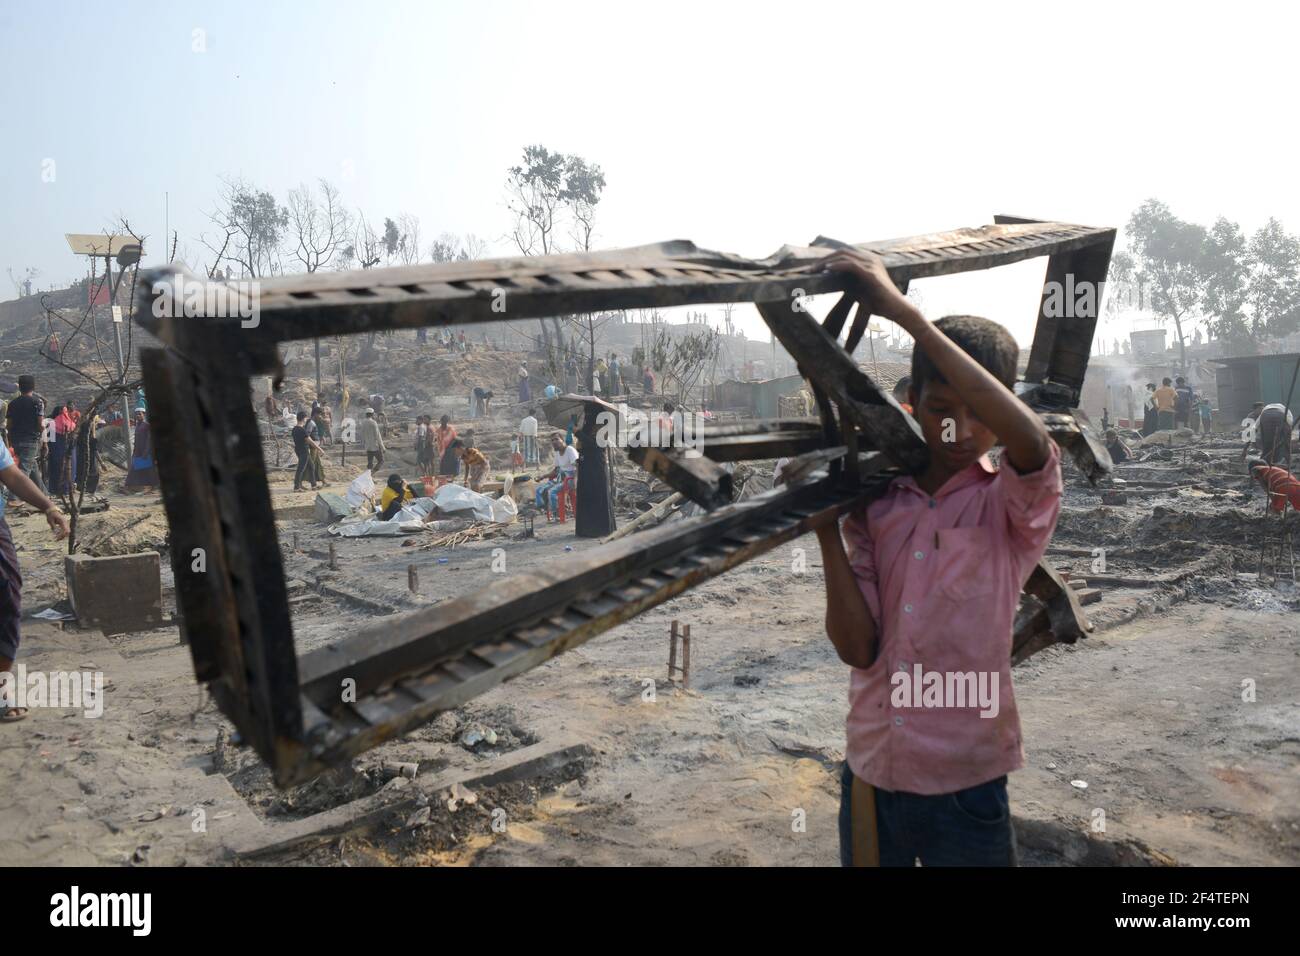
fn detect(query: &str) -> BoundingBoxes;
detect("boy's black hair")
[1162,377,1172,386]
[18,375,35,392]
[296,411,307,422]
[910,315,1018,394]
[386,473,404,490]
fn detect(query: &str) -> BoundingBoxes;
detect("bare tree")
[200,177,289,278]
[650,325,722,406]
[395,213,422,265]
[429,231,489,263]
[288,180,353,393]
[287,179,351,273]
[38,219,148,552]
[339,210,383,270]
[461,233,489,260]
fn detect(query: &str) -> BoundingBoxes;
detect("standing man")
[359,409,386,473]
[1174,376,1194,430]
[518,362,531,404]
[1153,378,1177,432]
[4,375,45,494]
[1,440,69,721]
[310,405,331,447]
[291,411,323,491]
[1140,383,1158,437]
[519,407,539,466]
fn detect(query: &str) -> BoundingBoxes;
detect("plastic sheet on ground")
[433,483,517,524]
[345,469,376,508]
[329,497,439,537]
[328,486,516,536]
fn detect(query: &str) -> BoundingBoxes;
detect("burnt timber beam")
[285,473,888,784]
[1012,562,1094,665]
[1023,231,1116,403]
[756,296,929,471]
[136,218,1118,787]
[626,446,733,509]
[699,430,827,463]
[134,223,1116,359]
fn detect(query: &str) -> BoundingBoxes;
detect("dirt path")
[4,472,1297,866]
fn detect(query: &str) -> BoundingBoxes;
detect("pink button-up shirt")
[840,442,1062,795]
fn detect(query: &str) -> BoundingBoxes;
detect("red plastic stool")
[555,475,577,523]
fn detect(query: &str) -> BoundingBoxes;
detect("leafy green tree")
[506,145,571,351]
[1245,218,1300,344]
[1200,217,1250,348]
[1126,199,1207,369]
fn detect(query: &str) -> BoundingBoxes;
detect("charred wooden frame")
[137,217,1114,785]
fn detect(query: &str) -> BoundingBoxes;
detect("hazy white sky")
[2,0,1294,346]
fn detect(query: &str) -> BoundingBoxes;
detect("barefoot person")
[0,441,70,722]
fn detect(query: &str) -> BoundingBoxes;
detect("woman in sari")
[124,409,159,490]
[48,405,79,497]
[435,415,459,477]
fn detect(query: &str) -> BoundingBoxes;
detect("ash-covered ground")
[2,362,1297,866]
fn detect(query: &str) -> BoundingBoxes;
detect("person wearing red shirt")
[1248,458,1300,512]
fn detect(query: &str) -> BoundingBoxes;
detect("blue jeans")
[535,479,562,511]
[838,761,1017,866]
[9,440,44,494]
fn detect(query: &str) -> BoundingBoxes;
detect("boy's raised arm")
[820,250,1052,474]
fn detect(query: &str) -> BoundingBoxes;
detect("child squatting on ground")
[815,249,1063,866]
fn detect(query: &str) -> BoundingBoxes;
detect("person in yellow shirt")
[378,473,415,520]
[450,440,490,492]
[1152,377,1177,431]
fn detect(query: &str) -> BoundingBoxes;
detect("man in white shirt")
[1248,402,1296,468]
[518,408,539,466]
[535,433,579,519]
[359,409,386,472]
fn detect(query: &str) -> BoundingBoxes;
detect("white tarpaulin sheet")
[328,487,516,537]
[345,469,376,509]
[330,496,438,537]
[433,484,517,524]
